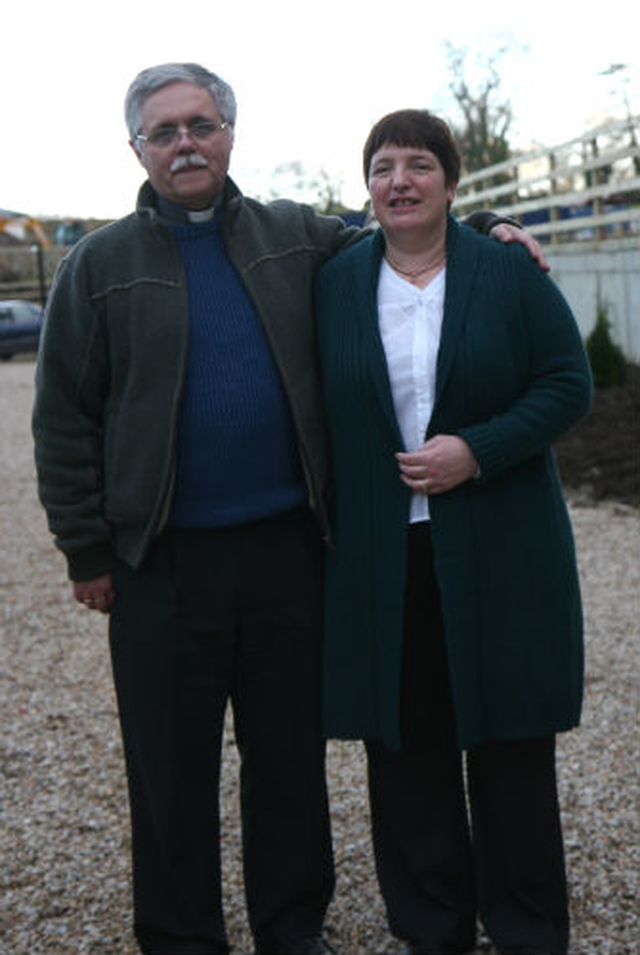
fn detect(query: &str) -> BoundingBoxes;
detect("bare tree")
[597,63,640,175]
[445,42,513,176]
[266,161,348,215]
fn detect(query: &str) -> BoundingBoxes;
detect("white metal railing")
[453,115,640,244]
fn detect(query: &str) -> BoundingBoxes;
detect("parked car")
[0,300,44,360]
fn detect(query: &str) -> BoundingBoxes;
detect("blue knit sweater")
[167,216,306,528]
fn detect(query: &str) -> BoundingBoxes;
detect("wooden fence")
[453,116,639,360]
[453,115,640,245]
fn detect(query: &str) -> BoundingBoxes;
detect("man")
[33,63,545,955]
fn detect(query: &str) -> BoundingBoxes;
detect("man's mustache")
[170,154,209,173]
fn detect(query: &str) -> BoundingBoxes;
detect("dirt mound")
[554,364,639,507]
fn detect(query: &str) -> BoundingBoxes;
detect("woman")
[315,110,592,955]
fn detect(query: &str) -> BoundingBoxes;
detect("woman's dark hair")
[363,109,461,186]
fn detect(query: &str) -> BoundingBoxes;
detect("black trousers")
[365,522,569,955]
[109,510,333,955]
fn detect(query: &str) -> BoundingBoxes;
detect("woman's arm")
[396,249,592,494]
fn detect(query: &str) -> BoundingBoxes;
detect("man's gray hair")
[124,63,237,138]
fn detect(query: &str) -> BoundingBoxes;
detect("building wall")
[546,237,639,363]
[0,246,66,284]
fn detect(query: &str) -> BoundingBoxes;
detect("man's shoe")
[293,938,336,955]
[404,945,476,955]
[255,934,336,955]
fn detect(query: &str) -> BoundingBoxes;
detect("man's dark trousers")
[109,508,333,955]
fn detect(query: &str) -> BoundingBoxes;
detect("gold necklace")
[385,250,445,279]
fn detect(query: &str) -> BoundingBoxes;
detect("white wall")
[545,237,639,363]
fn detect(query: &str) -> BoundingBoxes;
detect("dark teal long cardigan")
[315,217,593,751]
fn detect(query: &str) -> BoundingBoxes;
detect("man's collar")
[136,177,243,219]
[187,207,216,223]
[156,194,222,223]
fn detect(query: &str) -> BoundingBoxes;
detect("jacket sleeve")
[311,207,515,256]
[32,247,114,580]
[461,211,521,234]
[300,203,364,256]
[456,249,593,480]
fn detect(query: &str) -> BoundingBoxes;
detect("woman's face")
[367,143,456,240]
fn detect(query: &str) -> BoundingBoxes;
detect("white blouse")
[377,260,446,523]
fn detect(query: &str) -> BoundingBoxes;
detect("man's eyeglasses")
[135,120,230,149]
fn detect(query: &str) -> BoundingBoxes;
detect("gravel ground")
[1,359,638,955]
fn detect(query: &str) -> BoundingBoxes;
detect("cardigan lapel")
[353,231,406,447]
[351,221,481,447]
[433,217,481,407]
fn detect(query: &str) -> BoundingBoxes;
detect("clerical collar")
[188,207,216,223]
[156,195,221,223]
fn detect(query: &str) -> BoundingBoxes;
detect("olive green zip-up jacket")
[32,179,359,580]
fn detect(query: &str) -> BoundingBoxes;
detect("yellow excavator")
[0,210,51,247]
[0,209,52,306]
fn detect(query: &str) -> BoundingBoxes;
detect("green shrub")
[585,301,627,387]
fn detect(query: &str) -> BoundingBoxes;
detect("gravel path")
[1,359,638,955]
